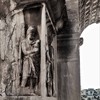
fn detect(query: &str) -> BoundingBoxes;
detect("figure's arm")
[46,50,51,62]
[21,41,27,55]
[21,40,39,55]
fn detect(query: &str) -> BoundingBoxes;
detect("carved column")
[40,3,47,97]
[57,33,81,100]
[56,0,82,99]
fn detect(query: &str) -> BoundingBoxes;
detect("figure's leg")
[31,61,41,95]
[21,59,29,87]
[21,67,28,87]
[46,63,53,96]
[21,78,27,87]
[21,62,29,87]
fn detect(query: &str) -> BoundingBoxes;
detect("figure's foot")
[21,79,27,88]
[20,85,25,88]
[53,92,57,97]
[34,91,40,96]
[30,92,36,96]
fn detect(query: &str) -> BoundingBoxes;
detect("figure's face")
[10,0,17,11]
[26,26,37,44]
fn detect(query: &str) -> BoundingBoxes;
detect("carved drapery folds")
[0,1,56,97]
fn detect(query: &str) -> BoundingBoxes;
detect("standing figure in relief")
[46,29,54,96]
[21,26,40,94]
[46,45,54,96]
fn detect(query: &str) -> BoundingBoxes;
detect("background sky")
[80,23,100,90]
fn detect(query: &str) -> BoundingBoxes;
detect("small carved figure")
[21,26,40,93]
[46,36,54,96]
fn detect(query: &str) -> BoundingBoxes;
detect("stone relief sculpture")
[0,1,56,97]
[46,26,55,96]
[46,44,54,96]
[21,26,40,94]
[0,0,100,100]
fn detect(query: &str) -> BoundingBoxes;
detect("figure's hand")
[34,40,40,46]
[33,48,39,52]
[31,40,40,49]
[27,48,38,54]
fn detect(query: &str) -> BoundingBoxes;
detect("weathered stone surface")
[0,0,100,100]
[79,0,100,32]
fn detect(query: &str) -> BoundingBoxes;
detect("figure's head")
[26,26,38,44]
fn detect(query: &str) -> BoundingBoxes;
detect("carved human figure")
[46,45,54,96]
[46,31,54,96]
[21,26,40,93]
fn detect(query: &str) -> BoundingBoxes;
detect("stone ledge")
[0,96,57,100]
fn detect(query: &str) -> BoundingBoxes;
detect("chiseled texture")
[0,0,100,100]
[0,0,100,32]
[79,0,100,32]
